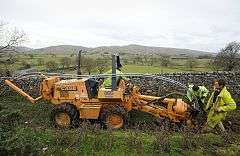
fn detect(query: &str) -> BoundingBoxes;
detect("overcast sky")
[1,0,240,52]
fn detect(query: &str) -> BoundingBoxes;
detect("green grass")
[1,95,240,155]
[122,65,180,73]
[122,64,212,74]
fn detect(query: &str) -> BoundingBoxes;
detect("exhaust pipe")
[5,80,42,104]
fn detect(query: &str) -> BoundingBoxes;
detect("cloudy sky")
[1,0,240,52]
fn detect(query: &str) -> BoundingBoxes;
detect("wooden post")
[77,50,82,75]
[112,54,117,90]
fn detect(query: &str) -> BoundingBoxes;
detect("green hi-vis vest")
[103,69,129,88]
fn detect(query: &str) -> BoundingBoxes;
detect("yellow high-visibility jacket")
[205,87,236,128]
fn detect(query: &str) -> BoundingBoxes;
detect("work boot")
[201,125,214,133]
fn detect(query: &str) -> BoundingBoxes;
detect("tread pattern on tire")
[51,103,79,128]
[100,104,128,129]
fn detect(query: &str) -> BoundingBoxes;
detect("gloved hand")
[201,96,206,99]
[188,106,200,118]
[215,107,221,112]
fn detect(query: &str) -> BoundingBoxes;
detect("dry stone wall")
[0,77,42,97]
[0,71,240,102]
[130,72,240,100]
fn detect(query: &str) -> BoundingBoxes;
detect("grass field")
[122,64,212,73]
[0,53,213,75]
[1,95,240,156]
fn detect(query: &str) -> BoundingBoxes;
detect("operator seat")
[85,78,99,98]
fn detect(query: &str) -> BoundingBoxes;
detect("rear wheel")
[51,103,79,128]
[100,104,128,129]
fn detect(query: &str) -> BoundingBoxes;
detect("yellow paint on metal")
[5,74,192,129]
[5,80,42,104]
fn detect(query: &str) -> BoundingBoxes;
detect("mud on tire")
[51,103,80,128]
[100,104,128,129]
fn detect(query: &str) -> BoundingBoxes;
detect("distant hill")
[31,45,90,54]
[89,44,212,57]
[16,46,33,52]
[0,46,33,53]
[22,44,213,57]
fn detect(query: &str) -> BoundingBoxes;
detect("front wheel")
[100,104,128,130]
[50,103,80,128]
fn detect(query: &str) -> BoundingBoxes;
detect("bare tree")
[37,58,44,66]
[134,56,143,65]
[0,22,26,76]
[0,22,4,32]
[148,57,154,66]
[96,58,109,74]
[45,60,58,70]
[70,52,76,57]
[186,57,198,70]
[82,57,96,75]
[20,60,31,69]
[211,41,240,71]
[149,56,159,66]
[50,53,56,58]
[60,57,72,68]
[143,55,148,65]
[28,54,34,59]
[160,55,171,67]
[0,22,26,53]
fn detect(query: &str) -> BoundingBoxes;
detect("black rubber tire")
[51,103,80,128]
[100,104,128,129]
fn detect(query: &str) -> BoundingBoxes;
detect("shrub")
[45,60,58,70]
